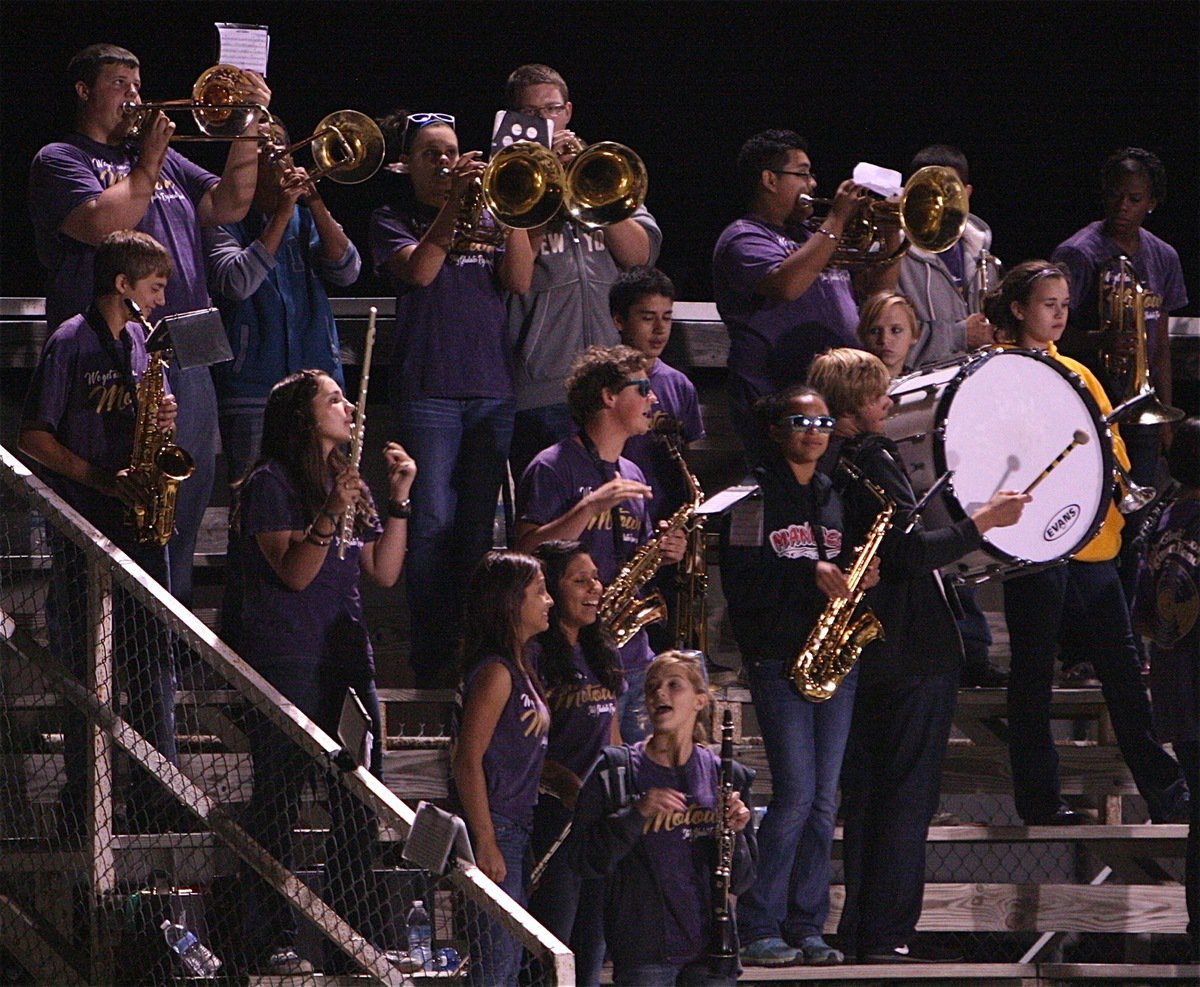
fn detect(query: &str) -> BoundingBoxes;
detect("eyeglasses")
[518,102,567,118]
[771,169,814,179]
[779,414,836,433]
[618,378,653,398]
[403,112,456,152]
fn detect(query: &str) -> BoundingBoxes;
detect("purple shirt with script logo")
[518,437,655,671]
[630,740,720,966]
[369,203,513,402]
[533,640,620,780]
[29,135,219,329]
[451,653,550,827]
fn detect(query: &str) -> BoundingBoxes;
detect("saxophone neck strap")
[85,304,139,409]
[578,430,629,563]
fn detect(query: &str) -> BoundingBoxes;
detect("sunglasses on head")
[402,112,456,152]
[779,414,836,433]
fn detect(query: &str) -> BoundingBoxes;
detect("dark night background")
[1,0,1197,309]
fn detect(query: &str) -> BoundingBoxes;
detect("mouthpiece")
[124,298,142,316]
[650,412,682,436]
[1073,430,1090,445]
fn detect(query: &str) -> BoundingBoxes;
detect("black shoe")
[861,941,963,963]
[1023,807,1089,826]
[1155,791,1191,824]
[961,663,1009,688]
[705,659,739,687]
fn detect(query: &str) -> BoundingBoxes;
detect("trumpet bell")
[310,110,386,184]
[566,142,648,229]
[482,141,566,229]
[191,64,259,137]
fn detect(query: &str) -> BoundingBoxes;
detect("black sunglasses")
[779,414,836,433]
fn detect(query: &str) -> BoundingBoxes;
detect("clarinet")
[338,306,377,560]
[707,708,738,977]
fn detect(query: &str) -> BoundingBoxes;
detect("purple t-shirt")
[1052,221,1188,365]
[622,360,705,525]
[534,640,620,780]
[630,740,720,966]
[21,308,152,542]
[517,436,655,671]
[369,203,513,402]
[238,461,382,671]
[29,135,219,329]
[452,653,550,828]
[712,216,861,397]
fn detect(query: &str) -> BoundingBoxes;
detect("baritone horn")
[124,64,270,141]
[272,111,386,186]
[803,165,968,267]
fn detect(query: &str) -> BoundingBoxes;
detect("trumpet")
[124,64,271,142]
[271,111,386,187]
[803,165,968,267]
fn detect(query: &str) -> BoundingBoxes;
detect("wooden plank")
[382,747,450,801]
[826,883,1188,934]
[1040,964,1200,983]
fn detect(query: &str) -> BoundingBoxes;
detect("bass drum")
[883,348,1114,582]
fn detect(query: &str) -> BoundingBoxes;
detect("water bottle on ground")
[406,899,433,971]
[161,917,222,977]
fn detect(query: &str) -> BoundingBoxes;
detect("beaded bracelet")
[388,498,412,520]
[304,523,335,547]
[814,226,839,242]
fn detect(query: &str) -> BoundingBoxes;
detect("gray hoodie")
[897,214,999,369]
[506,207,662,411]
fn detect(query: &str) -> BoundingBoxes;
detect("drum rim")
[930,347,1115,572]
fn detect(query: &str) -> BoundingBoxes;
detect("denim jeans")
[614,961,736,986]
[166,363,218,609]
[48,530,177,820]
[216,403,266,652]
[239,653,385,961]
[1004,559,1186,821]
[616,663,649,743]
[510,402,575,486]
[395,398,515,685]
[736,659,858,943]
[837,670,958,954]
[466,812,531,986]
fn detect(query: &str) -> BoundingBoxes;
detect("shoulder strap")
[596,744,639,810]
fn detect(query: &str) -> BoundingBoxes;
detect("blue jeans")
[465,812,530,986]
[616,663,649,743]
[510,403,575,485]
[736,659,857,944]
[166,363,218,609]
[216,403,266,652]
[240,653,386,962]
[1004,559,1187,822]
[838,670,958,954]
[614,961,736,986]
[395,398,515,685]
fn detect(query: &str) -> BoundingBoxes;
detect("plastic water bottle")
[160,918,222,977]
[405,900,432,970]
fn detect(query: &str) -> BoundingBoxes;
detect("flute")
[338,306,377,559]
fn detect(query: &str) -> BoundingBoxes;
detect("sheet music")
[215,23,270,75]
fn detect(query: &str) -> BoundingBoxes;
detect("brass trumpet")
[270,111,386,186]
[124,64,270,141]
[803,165,968,267]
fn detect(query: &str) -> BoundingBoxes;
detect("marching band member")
[450,551,552,986]
[855,291,920,380]
[712,129,898,465]
[567,651,755,987]
[370,111,533,687]
[719,385,866,967]
[527,540,624,987]
[985,261,1189,826]
[515,345,687,742]
[29,43,269,611]
[234,369,414,975]
[808,347,1026,963]
[504,64,663,481]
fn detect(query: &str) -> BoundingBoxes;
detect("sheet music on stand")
[402,801,475,874]
[215,22,269,75]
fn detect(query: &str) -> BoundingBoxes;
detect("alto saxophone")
[706,708,738,978]
[126,301,195,547]
[597,414,704,648]
[787,461,893,701]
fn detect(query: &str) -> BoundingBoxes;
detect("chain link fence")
[0,445,570,985]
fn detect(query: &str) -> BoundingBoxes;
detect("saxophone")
[126,301,195,546]
[597,414,704,648]
[706,708,738,978]
[787,461,893,701]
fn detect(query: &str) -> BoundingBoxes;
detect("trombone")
[802,165,969,267]
[123,64,271,142]
[269,111,386,186]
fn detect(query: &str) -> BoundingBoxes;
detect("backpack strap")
[595,744,639,811]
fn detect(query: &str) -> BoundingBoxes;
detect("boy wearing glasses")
[503,64,663,481]
[719,384,862,968]
[516,345,686,741]
[807,347,1026,963]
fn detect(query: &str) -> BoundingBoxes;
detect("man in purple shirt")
[516,345,687,740]
[28,43,269,609]
[712,130,899,464]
